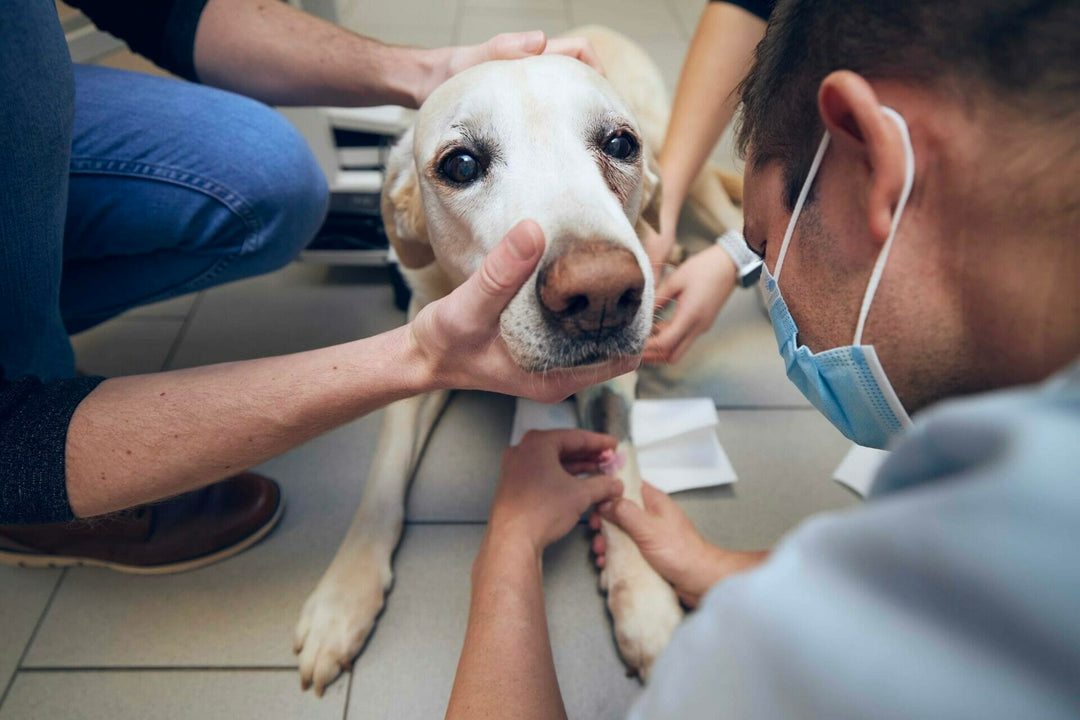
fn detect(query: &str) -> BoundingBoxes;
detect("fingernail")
[523,31,545,52]
[508,223,541,260]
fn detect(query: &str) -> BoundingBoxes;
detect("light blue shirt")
[630,360,1080,720]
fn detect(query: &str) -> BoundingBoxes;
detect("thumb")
[456,220,545,323]
[486,31,547,60]
[581,477,623,509]
[598,496,653,545]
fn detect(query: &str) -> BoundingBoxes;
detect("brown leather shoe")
[0,473,283,575]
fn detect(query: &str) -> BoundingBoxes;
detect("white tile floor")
[0,2,862,718]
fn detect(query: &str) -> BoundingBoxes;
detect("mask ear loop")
[773,131,831,283]
[852,107,916,344]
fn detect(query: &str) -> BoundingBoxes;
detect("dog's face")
[383,55,660,371]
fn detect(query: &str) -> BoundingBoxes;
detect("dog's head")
[382,55,661,371]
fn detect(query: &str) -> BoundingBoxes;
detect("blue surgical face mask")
[757,106,915,449]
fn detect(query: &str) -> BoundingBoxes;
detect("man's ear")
[381,128,435,269]
[637,149,663,235]
[818,70,910,243]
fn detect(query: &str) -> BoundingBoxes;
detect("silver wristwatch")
[715,229,763,288]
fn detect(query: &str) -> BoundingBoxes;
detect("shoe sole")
[0,495,285,576]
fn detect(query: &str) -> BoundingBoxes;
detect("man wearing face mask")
[444,0,1080,717]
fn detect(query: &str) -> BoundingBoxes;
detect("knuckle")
[491,33,518,53]
[477,262,511,296]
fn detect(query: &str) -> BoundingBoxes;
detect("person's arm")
[640,2,767,365]
[65,324,422,517]
[449,532,563,720]
[446,430,623,720]
[647,2,767,268]
[192,0,600,108]
[62,221,636,519]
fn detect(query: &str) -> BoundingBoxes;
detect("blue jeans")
[0,1,329,383]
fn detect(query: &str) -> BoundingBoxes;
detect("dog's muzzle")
[533,239,647,366]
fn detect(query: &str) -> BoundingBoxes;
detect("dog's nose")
[537,240,645,339]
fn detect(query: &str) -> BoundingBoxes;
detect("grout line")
[160,291,205,371]
[17,666,300,674]
[451,0,465,46]
[341,665,354,720]
[0,568,67,711]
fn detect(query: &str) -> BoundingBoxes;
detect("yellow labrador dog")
[294,26,742,696]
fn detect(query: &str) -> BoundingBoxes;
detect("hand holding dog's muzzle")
[409,219,640,402]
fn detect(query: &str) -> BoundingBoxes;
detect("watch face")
[741,262,763,288]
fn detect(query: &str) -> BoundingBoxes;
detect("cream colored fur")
[294,25,742,695]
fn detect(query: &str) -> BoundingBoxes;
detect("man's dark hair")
[736,0,1080,210]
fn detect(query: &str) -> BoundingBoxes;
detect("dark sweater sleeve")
[710,0,775,21]
[66,0,211,81]
[0,372,105,524]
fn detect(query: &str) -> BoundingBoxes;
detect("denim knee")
[235,106,330,275]
[0,2,77,381]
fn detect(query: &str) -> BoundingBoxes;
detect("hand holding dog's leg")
[576,375,683,679]
[447,430,623,720]
[595,483,768,608]
[594,446,683,678]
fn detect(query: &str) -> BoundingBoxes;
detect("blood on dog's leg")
[295,388,450,696]
[577,375,683,679]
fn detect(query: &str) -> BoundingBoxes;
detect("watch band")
[715,229,763,288]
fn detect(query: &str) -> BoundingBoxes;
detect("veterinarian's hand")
[490,430,623,553]
[410,220,640,402]
[592,481,767,607]
[415,32,603,104]
[644,243,738,365]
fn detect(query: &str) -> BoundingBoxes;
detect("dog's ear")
[381,128,435,269]
[637,149,662,235]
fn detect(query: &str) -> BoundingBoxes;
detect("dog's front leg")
[577,373,683,679]
[294,387,450,696]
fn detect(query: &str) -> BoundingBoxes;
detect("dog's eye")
[439,152,482,184]
[603,132,638,161]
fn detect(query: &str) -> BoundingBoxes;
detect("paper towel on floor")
[833,444,890,497]
[510,397,736,493]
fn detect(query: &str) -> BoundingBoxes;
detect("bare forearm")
[658,2,765,228]
[65,326,431,517]
[446,532,566,720]
[681,543,769,608]
[193,0,442,107]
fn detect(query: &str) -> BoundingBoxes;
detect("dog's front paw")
[604,556,683,680]
[293,545,392,696]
